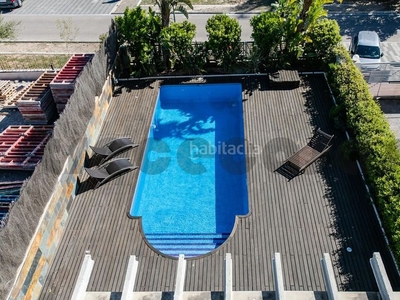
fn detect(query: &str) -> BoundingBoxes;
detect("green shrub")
[250,12,283,62]
[328,102,346,130]
[0,15,19,40]
[205,14,242,71]
[305,18,341,64]
[329,44,400,263]
[115,7,162,77]
[160,21,205,73]
[340,140,359,161]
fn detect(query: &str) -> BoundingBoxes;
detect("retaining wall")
[7,75,113,300]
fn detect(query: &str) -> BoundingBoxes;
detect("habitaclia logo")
[141,137,261,175]
[189,140,261,156]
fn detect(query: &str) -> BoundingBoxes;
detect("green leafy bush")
[205,14,242,71]
[305,18,341,63]
[328,102,346,130]
[250,12,283,62]
[329,45,400,262]
[340,140,359,161]
[160,21,204,73]
[115,7,162,77]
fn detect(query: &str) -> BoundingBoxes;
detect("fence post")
[174,254,186,300]
[225,253,233,300]
[370,252,394,300]
[121,255,139,300]
[71,253,94,300]
[320,253,339,300]
[273,253,285,300]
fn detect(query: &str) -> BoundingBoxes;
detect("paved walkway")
[112,0,394,14]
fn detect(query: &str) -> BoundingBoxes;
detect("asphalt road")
[1,14,114,42]
[2,8,400,61]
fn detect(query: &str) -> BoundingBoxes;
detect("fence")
[0,20,118,300]
[357,62,400,98]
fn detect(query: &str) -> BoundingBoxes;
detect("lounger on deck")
[90,137,138,163]
[85,158,138,189]
[284,128,334,175]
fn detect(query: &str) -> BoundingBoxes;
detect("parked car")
[0,0,23,9]
[350,31,383,69]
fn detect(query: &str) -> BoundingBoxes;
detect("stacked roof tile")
[0,125,53,170]
[16,72,58,124]
[50,54,94,113]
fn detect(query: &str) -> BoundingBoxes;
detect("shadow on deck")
[39,75,400,299]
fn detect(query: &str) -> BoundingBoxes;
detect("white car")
[0,0,23,9]
[350,31,383,70]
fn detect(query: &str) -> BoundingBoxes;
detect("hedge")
[329,45,400,263]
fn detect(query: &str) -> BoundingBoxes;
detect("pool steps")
[146,233,230,257]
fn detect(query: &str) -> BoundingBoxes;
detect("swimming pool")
[130,83,248,257]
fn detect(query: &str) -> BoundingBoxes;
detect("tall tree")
[301,0,339,22]
[270,0,336,63]
[115,7,162,76]
[155,0,193,27]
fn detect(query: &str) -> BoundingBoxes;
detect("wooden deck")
[39,75,400,299]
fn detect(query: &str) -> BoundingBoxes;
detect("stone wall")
[7,75,113,300]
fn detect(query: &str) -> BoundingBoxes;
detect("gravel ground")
[0,42,101,54]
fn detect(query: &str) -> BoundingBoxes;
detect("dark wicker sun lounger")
[90,137,139,163]
[284,128,334,174]
[85,158,138,189]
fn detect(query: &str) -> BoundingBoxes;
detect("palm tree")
[154,0,193,27]
[300,0,341,30]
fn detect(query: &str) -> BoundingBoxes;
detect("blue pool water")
[130,83,248,257]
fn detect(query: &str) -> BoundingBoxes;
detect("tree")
[271,0,303,62]
[115,7,162,77]
[304,18,341,63]
[269,0,334,64]
[301,0,339,23]
[0,15,19,40]
[206,14,242,71]
[160,21,200,71]
[155,0,193,27]
[56,18,79,53]
[250,12,284,60]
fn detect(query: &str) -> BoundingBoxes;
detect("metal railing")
[354,62,400,84]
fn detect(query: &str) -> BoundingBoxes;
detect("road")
[2,7,400,61]
[0,13,254,42]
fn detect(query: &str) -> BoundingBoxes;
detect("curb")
[111,7,400,15]
[112,2,400,15]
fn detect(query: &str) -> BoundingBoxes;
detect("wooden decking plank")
[159,255,173,291]
[89,190,114,290]
[106,187,133,291]
[136,255,147,291]
[106,190,128,290]
[155,256,167,290]
[39,75,400,300]
[86,190,116,290]
[59,197,96,298]
[112,191,137,290]
[93,187,124,291]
